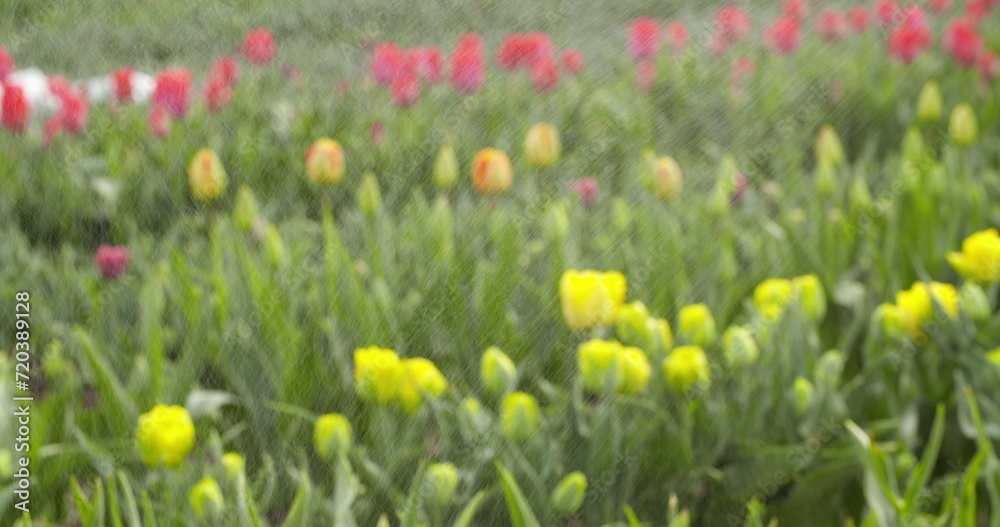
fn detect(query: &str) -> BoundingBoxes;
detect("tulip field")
[3,0,1000,525]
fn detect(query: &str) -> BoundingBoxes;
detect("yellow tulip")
[189,477,224,520]
[305,138,345,185]
[187,148,227,203]
[353,346,405,404]
[481,346,517,394]
[653,155,684,199]
[620,347,652,395]
[524,123,561,168]
[662,346,710,394]
[313,413,352,461]
[947,229,1000,284]
[577,339,625,393]
[559,269,627,331]
[753,278,794,319]
[137,404,196,469]
[501,391,540,441]
[895,281,959,338]
[793,274,826,322]
[678,304,717,347]
[397,358,448,413]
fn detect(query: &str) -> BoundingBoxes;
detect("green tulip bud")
[816,350,844,388]
[220,452,245,482]
[358,171,383,217]
[793,377,814,416]
[433,144,459,189]
[916,80,942,124]
[960,282,991,322]
[501,392,540,441]
[189,476,224,520]
[815,124,845,167]
[949,104,978,147]
[481,346,518,394]
[723,326,759,367]
[678,304,717,347]
[793,274,827,322]
[655,318,674,354]
[263,224,287,268]
[232,185,259,232]
[871,303,906,341]
[545,202,570,242]
[849,176,873,212]
[423,462,459,507]
[550,472,587,516]
[313,413,352,461]
[815,160,837,197]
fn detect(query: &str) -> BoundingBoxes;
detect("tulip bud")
[815,160,837,196]
[662,346,710,394]
[433,144,459,189]
[313,413,352,461]
[723,326,759,367]
[960,282,991,322]
[524,123,561,168]
[849,176,873,212]
[232,186,259,232]
[354,346,405,404]
[502,391,540,441]
[187,148,227,203]
[357,171,382,217]
[872,303,906,341]
[137,404,196,469]
[816,350,844,388]
[577,340,625,393]
[189,477,224,520]
[793,377,814,416]
[619,347,652,395]
[398,358,449,413]
[459,397,486,431]
[653,156,684,199]
[481,346,518,394]
[615,301,656,351]
[793,274,827,322]
[471,148,513,195]
[678,304,717,347]
[550,472,587,516]
[262,224,287,268]
[544,202,570,242]
[423,463,459,507]
[949,104,978,147]
[220,452,245,481]
[656,318,674,353]
[305,138,345,185]
[815,124,845,167]
[916,80,942,124]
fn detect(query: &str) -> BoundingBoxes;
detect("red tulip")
[203,77,233,113]
[152,68,192,119]
[849,6,870,33]
[0,47,14,80]
[965,0,991,25]
[731,56,756,80]
[979,49,998,82]
[714,5,753,43]
[147,104,172,138]
[57,88,89,134]
[42,117,62,148]
[765,16,802,55]
[95,245,130,280]
[816,9,850,41]
[874,0,900,27]
[449,38,486,95]
[561,49,585,75]
[1,83,30,133]
[523,32,556,68]
[391,71,421,108]
[901,5,930,33]
[372,43,404,86]
[627,18,661,61]
[48,76,73,100]
[413,46,444,84]
[665,22,689,54]
[529,56,559,94]
[886,7,932,65]
[111,66,133,103]
[783,0,810,21]
[634,60,656,93]
[929,0,952,14]
[570,178,599,207]
[370,120,385,146]
[497,34,525,71]
[242,28,276,66]
[943,17,984,67]
[456,33,484,55]
[209,56,239,87]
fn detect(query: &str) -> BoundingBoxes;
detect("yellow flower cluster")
[576,339,652,395]
[894,281,959,338]
[354,346,448,413]
[752,274,826,322]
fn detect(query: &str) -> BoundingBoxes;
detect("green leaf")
[70,477,94,527]
[115,471,142,527]
[236,471,265,527]
[668,510,691,527]
[281,470,314,527]
[451,491,486,527]
[332,455,360,527]
[960,449,988,527]
[72,327,137,431]
[105,473,124,527]
[903,405,946,515]
[141,491,158,527]
[495,462,541,527]
[623,505,644,527]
